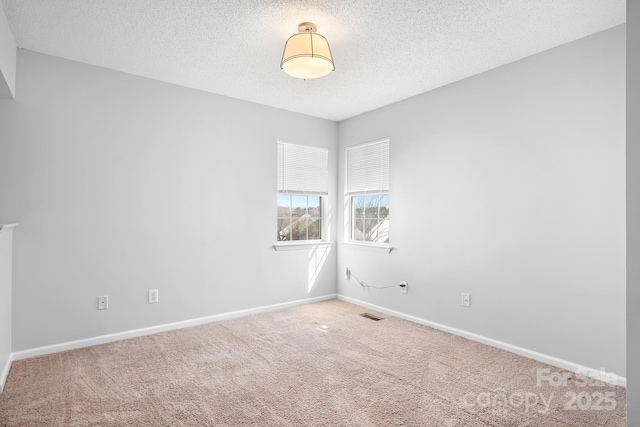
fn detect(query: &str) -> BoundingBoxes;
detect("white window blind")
[277,141,329,195]
[345,138,389,195]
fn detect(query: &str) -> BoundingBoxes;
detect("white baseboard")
[12,294,337,362]
[0,353,13,393]
[8,293,626,389]
[337,295,627,388]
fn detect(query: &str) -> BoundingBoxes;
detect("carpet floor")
[0,299,626,426]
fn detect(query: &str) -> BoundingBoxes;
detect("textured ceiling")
[1,0,626,121]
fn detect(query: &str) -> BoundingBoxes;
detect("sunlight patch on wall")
[308,244,330,292]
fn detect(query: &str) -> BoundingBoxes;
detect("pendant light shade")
[281,22,334,79]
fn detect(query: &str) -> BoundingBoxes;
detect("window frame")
[276,193,323,242]
[350,193,389,244]
[275,140,329,251]
[344,138,391,251]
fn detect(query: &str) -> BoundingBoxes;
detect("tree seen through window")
[351,194,389,243]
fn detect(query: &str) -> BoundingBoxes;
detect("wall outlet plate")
[98,296,108,310]
[148,289,159,304]
[462,293,470,307]
[400,281,408,294]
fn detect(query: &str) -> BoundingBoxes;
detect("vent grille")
[360,313,383,321]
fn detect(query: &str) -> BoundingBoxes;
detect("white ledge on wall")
[273,242,331,251]
[0,224,18,232]
[342,242,393,254]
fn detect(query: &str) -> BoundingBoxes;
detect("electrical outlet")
[462,293,470,307]
[345,268,351,280]
[400,281,408,294]
[148,289,159,304]
[98,296,108,310]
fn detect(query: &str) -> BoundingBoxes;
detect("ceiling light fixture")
[280,22,334,79]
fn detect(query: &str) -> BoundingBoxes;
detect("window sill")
[0,223,18,232]
[342,242,393,254]
[273,242,331,251]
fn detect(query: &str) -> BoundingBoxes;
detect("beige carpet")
[0,299,626,426]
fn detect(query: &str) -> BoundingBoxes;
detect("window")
[277,141,328,242]
[277,195,321,241]
[345,138,390,244]
[351,194,389,243]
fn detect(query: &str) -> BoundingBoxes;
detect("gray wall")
[0,50,337,351]
[627,0,639,422]
[0,5,15,98]
[338,26,626,376]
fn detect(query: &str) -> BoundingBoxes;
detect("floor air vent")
[360,313,383,321]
